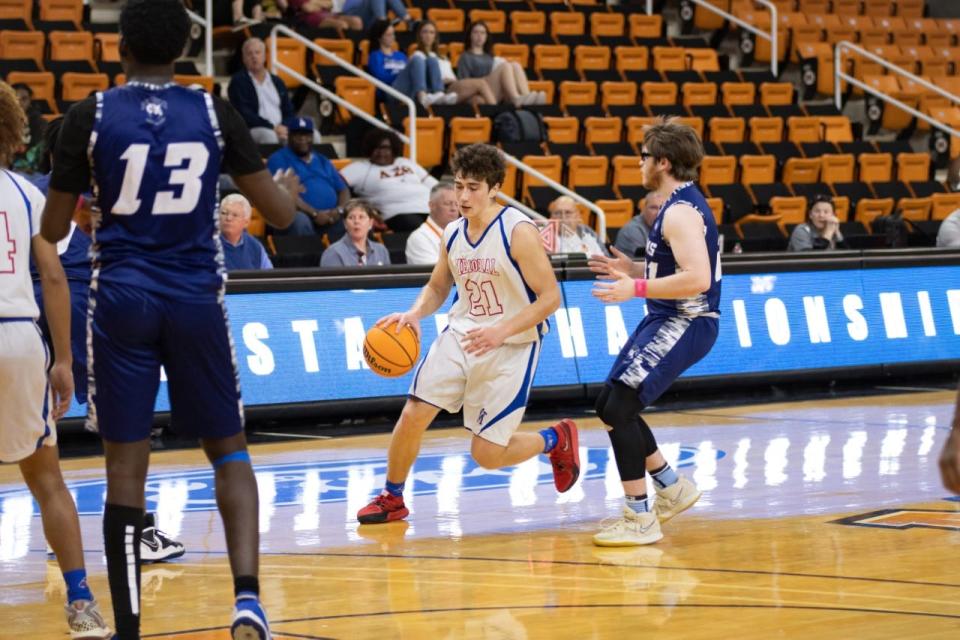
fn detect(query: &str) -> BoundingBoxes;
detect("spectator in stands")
[11,83,46,175]
[219,194,273,271]
[342,0,414,31]
[320,199,391,267]
[286,0,363,31]
[340,128,438,232]
[414,21,496,106]
[228,38,296,144]
[458,21,545,107]
[232,0,264,27]
[266,116,349,240]
[937,209,960,248]
[368,20,457,107]
[548,196,607,256]
[788,194,845,251]
[406,182,459,264]
[614,192,663,258]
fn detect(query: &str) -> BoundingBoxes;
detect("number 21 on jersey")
[465,278,504,317]
[113,142,209,216]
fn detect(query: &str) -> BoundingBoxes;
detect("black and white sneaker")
[140,513,186,563]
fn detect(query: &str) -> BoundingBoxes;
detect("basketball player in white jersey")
[0,81,112,637]
[358,143,581,523]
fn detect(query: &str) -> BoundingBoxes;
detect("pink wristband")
[634,279,648,298]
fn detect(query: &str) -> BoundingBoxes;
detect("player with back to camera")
[40,1,300,638]
[357,143,581,524]
[586,117,722,546]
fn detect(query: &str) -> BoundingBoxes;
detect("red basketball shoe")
[549,419,580,492]
[357,492,409,524]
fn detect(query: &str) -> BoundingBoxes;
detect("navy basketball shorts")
[87,283,244,442]
[607,313,719,408]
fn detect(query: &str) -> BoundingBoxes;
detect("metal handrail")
[648,0,779,77]
[184,0,214,77]
[267,27,608,238]
[269,24,417,162]
[834,41,960,138]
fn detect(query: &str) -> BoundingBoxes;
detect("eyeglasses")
[640,152,655,162]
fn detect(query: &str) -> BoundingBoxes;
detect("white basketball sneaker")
[593,507,663,547]
[652,475,701,524]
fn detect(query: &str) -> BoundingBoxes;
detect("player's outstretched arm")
[32,235,74,419]
[377,244,455,337]
[464,222,560,355]
[594,204,711,303]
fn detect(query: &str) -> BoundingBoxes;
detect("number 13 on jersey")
[113,142,210,216]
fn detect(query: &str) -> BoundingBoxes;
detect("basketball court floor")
[1,390,958,638]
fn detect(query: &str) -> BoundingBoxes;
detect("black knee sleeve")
[597,383,658,482]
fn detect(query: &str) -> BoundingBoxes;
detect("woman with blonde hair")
[414,20,496,105]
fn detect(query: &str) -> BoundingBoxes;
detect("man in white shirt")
[548,195,607,257]
[405,182,459,264]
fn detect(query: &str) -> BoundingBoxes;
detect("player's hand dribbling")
[589,246,640,280]
[376,312,421,339]
[462,325,506,357]
[592,266,636,303]
[48,361,74,421]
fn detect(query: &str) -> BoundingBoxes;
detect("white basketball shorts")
[0,320,57,463]
[409,328,541,447]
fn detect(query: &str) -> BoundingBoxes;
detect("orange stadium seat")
[94,33,120,63]
[855,198,895,229]
[511,11,547,38]
[574,45,611,74]
[584,116,622,146]
[932,193,960,220]
[469,10,506,34]
[783,158,821,184]
[612,154,644,190]
[704,197,724,225]
[40,0,83,27]
[543,116,579,144]
[821,154,856,184]
[721,82,756,106]
[897,152,931,182]
[760,82,794,106]
[427,9,464,34]
[270,37,306,87]
[629,14,663,41]
[682,82,718,107]
[700,156,738,186]
[615,46,648,72]
[787,116,821,143]
[769,196,807,225]
[601,80,637,107]
[550,12,586,38]
[859,153,894,182]
[567,156,609,188]
[652,46,685,72]
[675,116,704,139]
[492,43,529,68]
[819,116,854,143]
[60,72,108,103]
[449,117,491,154]
[863,0,894,16]
[559,80,597,108]
[7,71,55,112]
[403,117,443,170]
[0,31,44,68]
[641,81,678,106]
[694,0,730,31]
[897,197,932,221]
[686,48,720,73]
[534,44,571,74]
[48,31,95,69]
[749,117,784,143]
[0,0,32,30]
[520,154,563,198]
[740,155,777,185]
[896,0,925,19]
[174,75,214,92]
[313,39,354,67]
[597,199,634,230]
[335,76,375,120]
[590,13,625,39]
[626,116,655,148]
[709,117,746,143]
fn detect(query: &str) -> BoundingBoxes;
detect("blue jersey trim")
[463,206,508,249]
[478,339,539,433]
[4,170,33,236]
[0,317,34,323]
[445,226,460,253]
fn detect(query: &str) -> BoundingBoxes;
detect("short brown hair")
[642,117,704,182]
[0,81,24,165]
[450,143,505,188]
[343,198,382,223]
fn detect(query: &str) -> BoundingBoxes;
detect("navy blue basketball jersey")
[89,83,226,299]
[644,182,721,317]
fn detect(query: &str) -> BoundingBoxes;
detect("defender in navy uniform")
[588,118,721,546]
[40,2,297,638]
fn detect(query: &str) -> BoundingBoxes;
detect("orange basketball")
[363,322,420,377]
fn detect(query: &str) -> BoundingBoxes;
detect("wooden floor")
[2,390,959,639]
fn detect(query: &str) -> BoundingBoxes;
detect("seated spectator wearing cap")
[937,209,960,248]
[340,128,438,232]
[788,194,846,251]
[320,199,391,267]
[228,37,300,145]
[267,116,350,240]
[548,195,607,256]
[614,192,663,258]
[219,194,273,271]
[405,181,459,265]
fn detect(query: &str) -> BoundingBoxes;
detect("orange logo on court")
[832,508,960,531]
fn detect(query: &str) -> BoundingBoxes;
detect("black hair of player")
[450,143,505,189]
[119,0,191,67]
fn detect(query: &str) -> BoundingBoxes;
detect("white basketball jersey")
[443,206,547,344]
[0,170,45,319]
